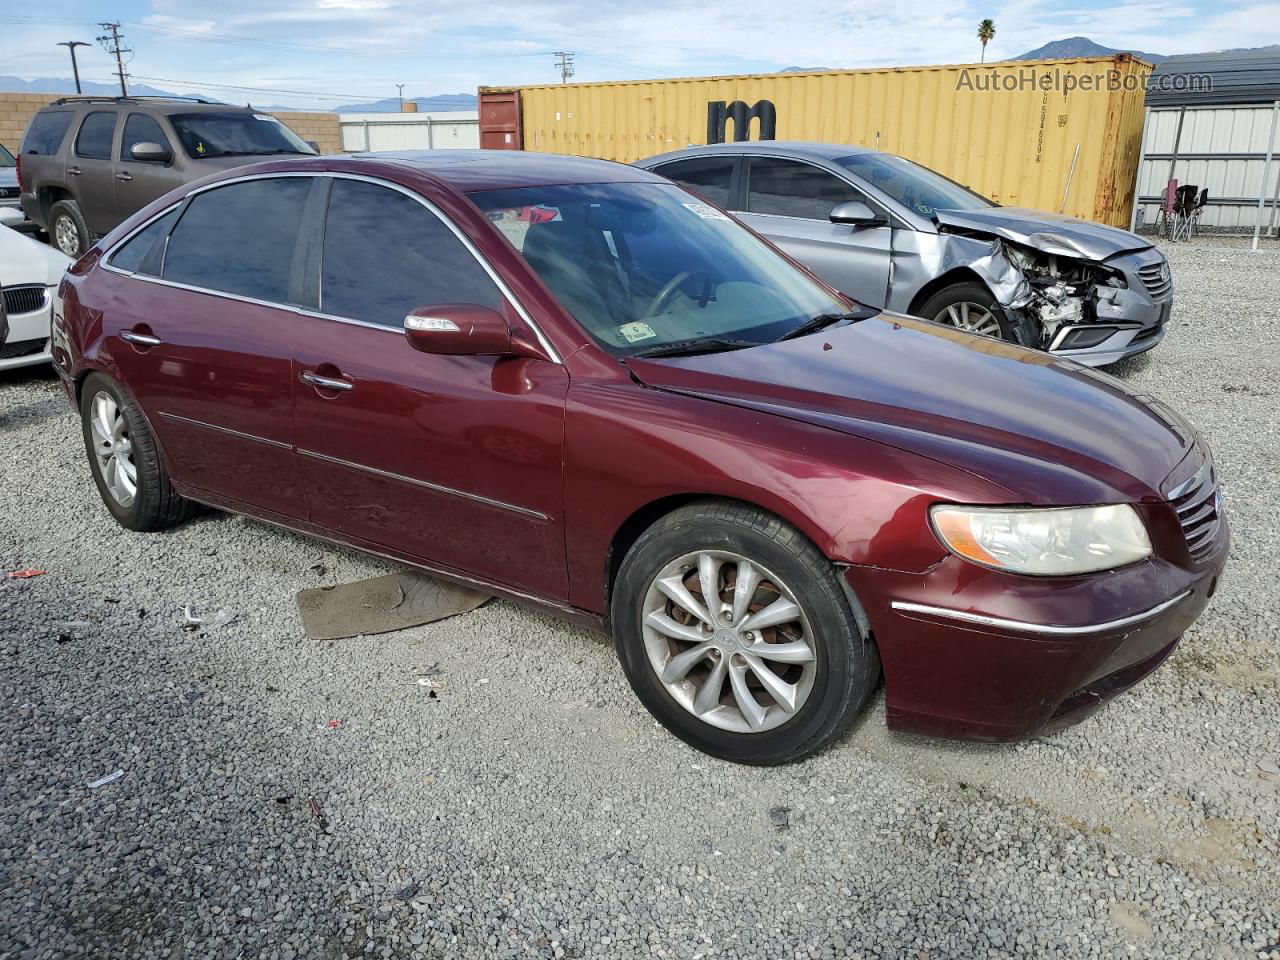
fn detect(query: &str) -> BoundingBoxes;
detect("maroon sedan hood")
[626,315,1195,505]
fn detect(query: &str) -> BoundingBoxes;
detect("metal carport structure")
[1130,48,1280,249]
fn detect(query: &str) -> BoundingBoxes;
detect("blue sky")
[5,0,1278,109]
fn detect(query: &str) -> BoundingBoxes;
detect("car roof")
[349,149,668,192]
[640,141,879,165]
[47,99,261,116]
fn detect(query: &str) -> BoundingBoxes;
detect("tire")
[80,373,194,531]
[49,199,91,258]
[611,500,880,765]
[916,281,1014,341]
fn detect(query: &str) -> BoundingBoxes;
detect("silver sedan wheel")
[641,550,817,734]
[89,392,137,507]
[54,215,81,257]
[935,301,1002,338]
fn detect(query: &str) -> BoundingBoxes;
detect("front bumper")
[848,516,1228,741]
[0,294,53,371]
[1044,248,1172,367]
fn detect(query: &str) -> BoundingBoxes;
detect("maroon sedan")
[51,152,1227,764]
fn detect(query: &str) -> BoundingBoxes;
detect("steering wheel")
[644,270,713,319]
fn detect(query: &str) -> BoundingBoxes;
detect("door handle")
[67,166,82,176]
[116,171,133,182]
[120,330,162,346]
[300,370,354,392]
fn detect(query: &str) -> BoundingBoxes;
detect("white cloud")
[6,0,1278,109]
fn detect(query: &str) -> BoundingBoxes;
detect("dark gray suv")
[19,96,318,257]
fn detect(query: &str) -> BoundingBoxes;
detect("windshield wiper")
[631,337,757,359]
[775,306,878,342]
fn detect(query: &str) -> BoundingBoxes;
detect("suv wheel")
[611,500,880,765]
[49,199,91,258]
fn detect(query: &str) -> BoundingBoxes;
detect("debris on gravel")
[2,238,1279,958]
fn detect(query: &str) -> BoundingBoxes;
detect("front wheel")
[611,501,880,765]
[917,281,1014,341]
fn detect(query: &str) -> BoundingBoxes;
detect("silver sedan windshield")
[836,153,994,217]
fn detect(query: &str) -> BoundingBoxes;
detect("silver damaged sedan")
[636,142,1172,366]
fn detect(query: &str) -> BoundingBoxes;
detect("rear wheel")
[80,373,194,531]
[918,281,1013,341]
[611,500,880,765]
[49,199,91,258]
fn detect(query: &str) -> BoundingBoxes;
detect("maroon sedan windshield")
[468,182,847,355]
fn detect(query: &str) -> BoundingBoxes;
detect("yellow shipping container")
[480,55,1152,227]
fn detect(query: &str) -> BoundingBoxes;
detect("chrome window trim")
[98,169,562,363]
[889,589,1191,636]
[297,448,551,522]
[157,411,292,450]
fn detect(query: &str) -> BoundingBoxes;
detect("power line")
[95,21,131,97]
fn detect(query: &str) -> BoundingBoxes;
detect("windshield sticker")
[682,202,730,221]
[253,114,281,123]
[195,141,206,155]
[619,321,657,343]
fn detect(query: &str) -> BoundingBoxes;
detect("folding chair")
[1156,179,1177,240]
[1189,188,1209,238]
[1171,184,1199,242]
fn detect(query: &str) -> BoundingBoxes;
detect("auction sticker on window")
[619,321,657,343]
[682,202,730,221]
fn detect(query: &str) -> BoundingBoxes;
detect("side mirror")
[404,304,513,356]
[830,200,887,227]
[306,140,321,154]
[130,141,171,164]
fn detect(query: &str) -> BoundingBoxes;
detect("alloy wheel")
[54,215,80,257]
[89,392,137,507]
[935,301,1002,337]
[640,550,817,734]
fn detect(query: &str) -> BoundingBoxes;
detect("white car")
[0,212,71,370]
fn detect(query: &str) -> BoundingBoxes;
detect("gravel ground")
[2,236,1279,960]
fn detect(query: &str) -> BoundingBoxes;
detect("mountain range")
[1009,37,1168,63]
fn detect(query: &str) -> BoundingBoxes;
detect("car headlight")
[930,504,1151,576]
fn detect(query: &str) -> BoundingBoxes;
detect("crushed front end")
[1002,242,1173,366]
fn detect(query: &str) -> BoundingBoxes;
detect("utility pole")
[552,51,575,84]
[56,41,91,94]
[396,83,405,111]
[96,22,130,97]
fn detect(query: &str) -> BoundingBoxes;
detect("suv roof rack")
[51,95,217,106]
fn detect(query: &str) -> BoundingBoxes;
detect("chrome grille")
[1136,260,1172,300]
[0,186,19,199]
[1,284,47,316]
[1169,463,1221,563]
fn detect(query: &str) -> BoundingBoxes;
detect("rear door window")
[75,112,118,160]
[746,157,867,220]
[120,113,171,160]
[320,179,503,329]
[651,156,735,208]
[22,110,74,155]
[163,177,312,302]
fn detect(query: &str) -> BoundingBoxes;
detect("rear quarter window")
[107,209,178,276]
[21,110,75,155]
